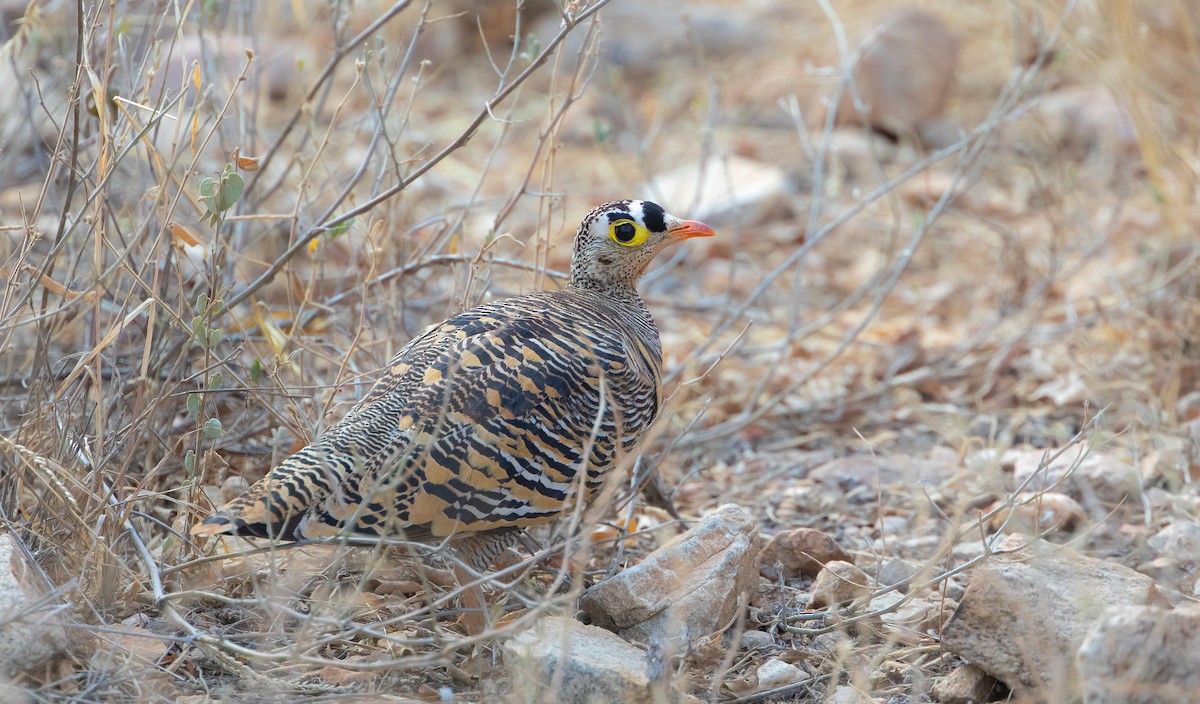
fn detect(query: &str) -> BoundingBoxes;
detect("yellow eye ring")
[608,219,650,247]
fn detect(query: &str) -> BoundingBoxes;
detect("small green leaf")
[208,327,223,346]
[187,392,201,416]
[183,449,196,473]
[250,358,263,382]
[217,172,244,211]
[202,417,223,439]
[207,372,223,390]
[592,118,610,145]
[520,32,541,63]
[198,169,244,225]
[327,218,354,239]
[191,315,207,342]
[194,293,209,315]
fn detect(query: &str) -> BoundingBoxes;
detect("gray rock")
[941,534,1159,702]
[810,560,873,609]
[835,9,959,138]
[1077,605,1200,704]
[916,117,964,150]
[755,657,807,691]
[866,589,905,616]
[827,684,877,704]
[931,664,1003,704]
[504,616,685,704]
[540,2,768,78]
[810,453,956,490]
[1136,556,1189,591]
[878,556,920,591]
[875,594,949,644]
[951,539,992,564]
[761,527,853,580]
[645,155,793,228]
[0,677,29,704]
[809,630,853,662]
[1074,455,1141,505]
[986,492,1086,534]
[1009,448,1140,505]
[1149,521,1200,566]
[1010,447,1080,491]
[581,504,761,646]
[738,629,776,650]
[0,533,69,676]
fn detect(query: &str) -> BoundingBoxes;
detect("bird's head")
[568,199,716,292]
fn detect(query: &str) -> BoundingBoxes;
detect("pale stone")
[874,594,950,643]
[739,630,775,650]
[941,535,1158,702]
[761,527,853,580]
[810,561,873,610]
[645,155,792,227]
[877,557,920,591]
[835,9,959,139]
[931,664,1002,704]
[810,453,955,489]
[755,658,807,691]
[581,504,761,647]
[1077,605,1200,704]
[0,533,69,675]
[1009,449,1140,505]
[985,492,1087,534]
[826,684,876,704]
[1149,521,1200,566]
[504,616,688,704]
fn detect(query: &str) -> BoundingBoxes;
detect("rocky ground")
[1,0,1199,702]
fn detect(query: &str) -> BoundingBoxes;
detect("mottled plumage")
[193,200,714,564]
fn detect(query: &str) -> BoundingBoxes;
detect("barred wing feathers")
[191,290,661,541]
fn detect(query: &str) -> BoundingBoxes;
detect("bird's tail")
[191,441,342,540]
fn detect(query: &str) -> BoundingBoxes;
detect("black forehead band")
[640,201,667,233]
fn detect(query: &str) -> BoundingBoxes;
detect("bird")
[192,200,715,569]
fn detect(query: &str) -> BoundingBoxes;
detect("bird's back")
[193,288,663,541]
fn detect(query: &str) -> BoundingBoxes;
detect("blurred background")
[0,0,1198,700]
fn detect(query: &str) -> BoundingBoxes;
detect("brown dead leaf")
[722,673,760,698]
[315,664,377,686]
[495,607,527,629]
[166,222,202,248]
[23,265,99,302]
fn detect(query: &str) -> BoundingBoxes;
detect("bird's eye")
[609,219,648,246]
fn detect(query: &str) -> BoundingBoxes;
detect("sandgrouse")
[192,200,715,567]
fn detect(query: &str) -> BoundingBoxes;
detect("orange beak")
[667,219,717,240]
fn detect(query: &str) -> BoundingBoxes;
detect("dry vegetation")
[0,0,1198,701]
